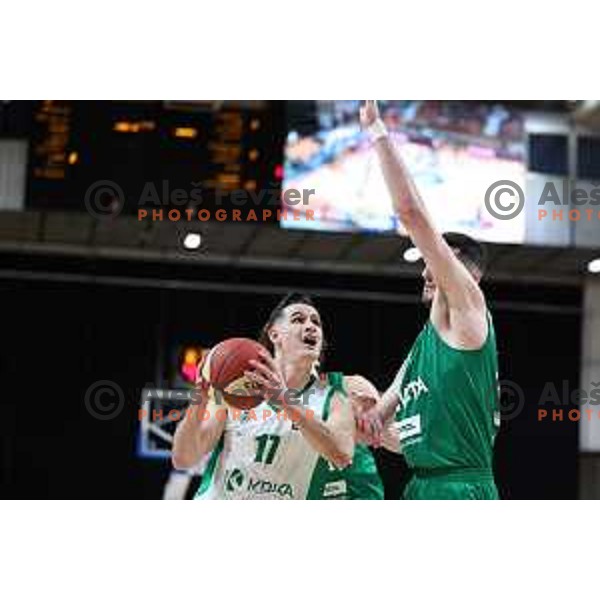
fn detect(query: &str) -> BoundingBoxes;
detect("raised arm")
[360,101,487,346]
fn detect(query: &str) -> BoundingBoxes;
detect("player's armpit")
[440,300,489,350]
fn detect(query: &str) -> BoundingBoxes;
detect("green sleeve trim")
[195,435,225,498]
[323,372,347,421]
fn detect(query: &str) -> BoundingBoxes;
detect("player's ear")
[268,325,279,346]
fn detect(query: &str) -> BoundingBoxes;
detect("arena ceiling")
[0,209,598,287]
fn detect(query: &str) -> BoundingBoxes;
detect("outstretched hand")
[359,100,381,129]
[355,405,384,447]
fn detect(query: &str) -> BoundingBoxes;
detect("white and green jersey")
[195,373,383,500]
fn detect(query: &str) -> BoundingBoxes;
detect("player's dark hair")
[259,292,326,362]
[443,232,487,274]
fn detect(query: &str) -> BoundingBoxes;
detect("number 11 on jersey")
[254,434,280,464]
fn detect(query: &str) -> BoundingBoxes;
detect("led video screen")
[282,101,526,243]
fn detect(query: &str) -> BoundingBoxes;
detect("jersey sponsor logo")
[224,468,294,498]
[399,376,429,407]
[225,468,245,492]
[394,414,422,441]
[323,480,347,498]
[247,478,294,499]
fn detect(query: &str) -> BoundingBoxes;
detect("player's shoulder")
[344,373,375,387]
[343,374,380,400]
[320,372,370,389]
[320,373,381,403]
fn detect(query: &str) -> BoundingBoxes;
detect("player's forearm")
[380,389,400,424]
[373,134,428,227]
[375,130,485,314]
[172,395,217,469]
[288,405,354,468]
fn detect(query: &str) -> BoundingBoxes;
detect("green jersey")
[391,316,499,472]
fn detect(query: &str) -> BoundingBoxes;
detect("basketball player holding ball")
[357,100,500,500]
[172,293,384,500]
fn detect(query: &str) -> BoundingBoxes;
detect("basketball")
[200,338,267,410]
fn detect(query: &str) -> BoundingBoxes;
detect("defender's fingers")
[368,415,383,443]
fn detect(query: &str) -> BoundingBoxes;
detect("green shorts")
[403,468,499,500]
[343,444,384,500]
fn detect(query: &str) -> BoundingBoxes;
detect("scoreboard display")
[24,101,284,216]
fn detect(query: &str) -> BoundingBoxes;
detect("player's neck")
[277,356,314,392]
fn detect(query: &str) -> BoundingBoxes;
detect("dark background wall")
[0,256,582,499]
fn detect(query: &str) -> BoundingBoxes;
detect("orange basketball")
[199,338,266,410]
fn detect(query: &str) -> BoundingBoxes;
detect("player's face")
[273,303,323,362]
